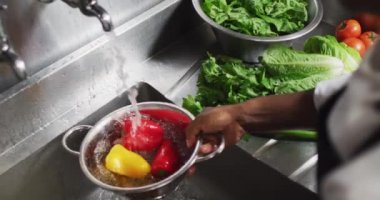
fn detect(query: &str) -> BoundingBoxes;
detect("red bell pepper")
[123,118,164,151]
[139,109,191,130]
[151,139,180,178]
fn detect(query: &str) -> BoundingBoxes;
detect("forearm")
[233,90,318,132]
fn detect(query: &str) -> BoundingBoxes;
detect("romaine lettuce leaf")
[262,45,344,80]
[273,74,330,94]
[304,35,361,72]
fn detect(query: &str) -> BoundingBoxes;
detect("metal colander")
[62,102,225,199]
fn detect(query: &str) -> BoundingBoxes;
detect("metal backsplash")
[0,0,164,92]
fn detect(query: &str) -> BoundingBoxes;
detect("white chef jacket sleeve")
[313,74,351,110]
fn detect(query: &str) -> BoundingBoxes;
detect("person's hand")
[185,105,245,176]
[186,104,245,152]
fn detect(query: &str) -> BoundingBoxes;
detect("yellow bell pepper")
[105,144,151,178]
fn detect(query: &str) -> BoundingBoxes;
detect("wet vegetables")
[103,116,183,181]
[151,139,180,178]
[123,119,164,151]
[202,0,308,37]
[105,144,151,178]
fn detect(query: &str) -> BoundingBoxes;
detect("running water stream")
[109,40,142,136]
[127,86,141,136]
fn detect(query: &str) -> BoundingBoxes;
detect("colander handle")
[195,134,226,163]
[62,125,93,156]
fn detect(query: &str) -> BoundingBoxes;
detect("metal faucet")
[40,0,113,32]
[0,4,27,80]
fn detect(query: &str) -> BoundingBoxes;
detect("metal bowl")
[62,102,225,199]
[192,0,324,62]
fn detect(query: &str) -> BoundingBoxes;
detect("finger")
[186,165,196,177]
[200,143,214,154]
[222,125,235,146]
[223,123,245,146]
[202,134,218,144]
[186,120,202,148]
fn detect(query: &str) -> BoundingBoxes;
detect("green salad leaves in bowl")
[192,0,323,62]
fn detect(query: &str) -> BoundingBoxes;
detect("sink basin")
[0,82,316,200]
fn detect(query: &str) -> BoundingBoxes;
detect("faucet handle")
[79,0,113,31]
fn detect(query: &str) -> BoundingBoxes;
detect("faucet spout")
[0,5,27,80]
[0,38,27,80]
[79,0,113,31]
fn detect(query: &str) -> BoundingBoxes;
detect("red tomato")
[343,37,366,57]
[359,31,379,49]
[336,19,362,41]
[355,12,380,32]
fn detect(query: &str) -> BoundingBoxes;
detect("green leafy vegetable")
[182,96,203,116]
[183,47,344,116]
[304,35,362,72]
[274,74,331,94]
[182,43,347,140]
[262,45,344,81]
[198,54,273,106]
[202,0,309,37]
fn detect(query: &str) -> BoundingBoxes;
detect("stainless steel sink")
[0,82,316,200]
[0,0,212,176]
